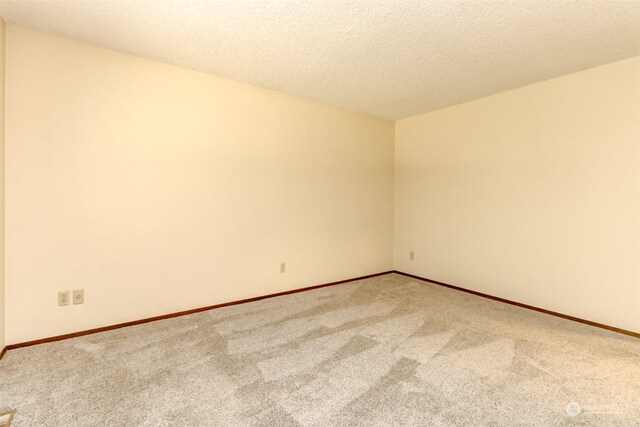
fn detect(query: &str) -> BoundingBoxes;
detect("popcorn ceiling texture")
[0,0,639,119]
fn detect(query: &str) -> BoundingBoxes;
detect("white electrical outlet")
[58,291,70,306]
[410,251,415,260]
[73,289,84,305]
[280,262,286,273]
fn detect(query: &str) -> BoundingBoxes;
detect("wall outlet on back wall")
[73,289,84,304]
[58,291,70,306]
[58,289,85,306]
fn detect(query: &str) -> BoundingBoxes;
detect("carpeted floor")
[0,273,638,426]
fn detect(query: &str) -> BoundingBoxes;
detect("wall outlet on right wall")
[409,251,415,260]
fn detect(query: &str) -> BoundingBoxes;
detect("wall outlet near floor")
[73,289,85,305]
[410,251,415,260]
[58,291,70,306]
[280,262,286,273]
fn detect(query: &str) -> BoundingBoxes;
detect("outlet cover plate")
[58,291,70,306]
[73,289,84,305]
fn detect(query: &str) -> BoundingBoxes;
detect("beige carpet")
[0,273,638,426]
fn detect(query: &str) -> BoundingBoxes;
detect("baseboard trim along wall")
[3,269,637,356]
[394,270,640,339]
[4,271,393,352]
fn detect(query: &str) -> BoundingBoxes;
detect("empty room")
[0,0,638,426]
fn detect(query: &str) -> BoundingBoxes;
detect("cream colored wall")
[4,26,394,345]
[395,56,640,333]
[0,18,5,351]
[4,25,638,345]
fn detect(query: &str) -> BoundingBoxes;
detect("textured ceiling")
[1,1,639,119]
